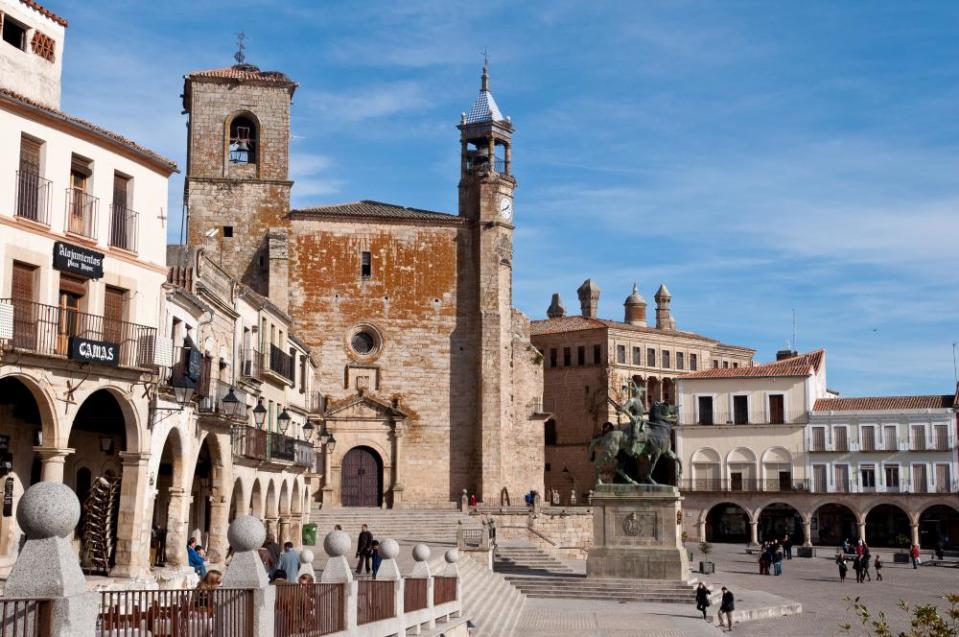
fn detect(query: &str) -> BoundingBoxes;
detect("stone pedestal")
[587,484,689,580]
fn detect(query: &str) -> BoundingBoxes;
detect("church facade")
[181,62,546,508]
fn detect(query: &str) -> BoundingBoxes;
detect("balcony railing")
[108,203,138,252]
[308,391,325,415]
[1,298,156,368]
[198,379,249,420]
[268,344,294,382]
[232,426,268,461]
[239,349,262,381]
[65,188,98,239]
[680,478,810,493]
[232,426,312,467]
[268,432,295,462]
[293,440,314,468]
[99,588,253,636]
[15,170,51,224]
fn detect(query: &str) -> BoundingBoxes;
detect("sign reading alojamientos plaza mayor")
[53,241,104,279]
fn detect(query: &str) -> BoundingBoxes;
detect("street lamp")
[252,399,267,429]
[303,420,315,441]
[171,375,195,408]
[318,424,330,446]
[277,409,291,435]
[326,433,337,454]
[221,387,242,419]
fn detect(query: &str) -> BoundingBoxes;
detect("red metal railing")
[274,583,345,637]
[1,298,156,369]
[98,588,253,636]
[66,187,98,239]
[404,579,427,612]
[109,203,138,252]
[357,580,394,625]
[433,577,457,606]
[0,598,51,636]
[14,170,51,225]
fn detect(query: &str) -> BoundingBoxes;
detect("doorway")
[341,446,383,507]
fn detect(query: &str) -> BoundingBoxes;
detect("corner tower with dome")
[181,59,546,508]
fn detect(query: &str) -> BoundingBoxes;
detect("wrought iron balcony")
[268,344,294,382]
[197,378,248,420]
[108,203,138,252]
[0,298,156,368]
[239,349,262,381]
[231,425,314,468]
[680,478,810,493]
[66,187,98,239]
[15,170,51,224]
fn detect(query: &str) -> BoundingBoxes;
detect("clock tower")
[458,60,516,500]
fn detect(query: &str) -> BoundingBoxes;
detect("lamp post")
[303,420,315,442]
[221,387,242,419]
[277,409,291,435]
[252,399,267,429]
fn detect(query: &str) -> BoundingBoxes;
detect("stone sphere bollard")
[300,549,315,565]
[324,530,351,557]
[412,543,431,562]
[228,515,266,552]
[444,549,460,564]
[380,538,400,560]
[17,482,80,539]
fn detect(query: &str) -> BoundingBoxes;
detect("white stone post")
[321,529,357,631]
[443,549,463,619]
[410,543,435,630]
[3,482,97,637]
[377,539,404,634]
[221,515,275,636]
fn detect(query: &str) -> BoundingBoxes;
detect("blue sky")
[50,1,959,396]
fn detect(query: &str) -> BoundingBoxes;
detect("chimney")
[577,279,600,319]
[623,284,647,326]
[776,349,799,361]
[546,293,566,319]
[654,283,676,330]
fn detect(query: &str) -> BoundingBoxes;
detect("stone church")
[181,61,546,507]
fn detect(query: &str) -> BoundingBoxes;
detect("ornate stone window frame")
[346,323,384,362]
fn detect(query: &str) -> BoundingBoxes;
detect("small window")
[860,465,876,489]
[229,115,257,164]
[689,354,697,371]
[769,394,785,424]
[2,16,27,51]
[676,352,684,370]
[549,348,557,368]
[647,348,656,367]
[884,465,899,488]
[733,395,748,425]
[577,345,585,366]
[563,347,571,366]
[733,362,739,368]
[350,331,375,354]
[616,345,626,364]
[593,344,602,365]
[223,226,234,238]
[722,361,729,369]
[632,347,641,366]
[30,31,55,61]
[361,251,372,279]
[545,420,557,446]
[662,351,670,369]
[712,359,719,369]
[697,396,714,425]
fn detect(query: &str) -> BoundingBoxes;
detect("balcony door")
[11,262,37,349]
[57,275,85,355]
[103,286,126,349]
[17,136,42,221]
[834,465,849,493]
[813,465,827,493]
[913,464,928,493]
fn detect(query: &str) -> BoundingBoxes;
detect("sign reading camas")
[69,337,118,366]
[53,241,104,279]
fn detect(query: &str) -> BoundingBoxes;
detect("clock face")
[499,196,513,221]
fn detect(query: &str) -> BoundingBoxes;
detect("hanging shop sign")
[53,241,104,279]
[69,337,118,366]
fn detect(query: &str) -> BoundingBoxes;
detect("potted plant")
[699,541,715,574]
[893,534,911,563]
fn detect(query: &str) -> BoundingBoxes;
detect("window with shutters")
[647,348,656,367]
[884,465,899,490]
[913,464,928,493]
[935,464,951,493]
[103,286,126,345]
[577,345,585,366]
[884,425,898,451]
[360,251,372,280]
[697,396,713,425]
[690,354,698,371]
[912,425,926,451]
[861,426,876,451]
[662,351,670,369]
[768,394,785,424]
[811,427,826,451]
[860,465,876,489]
[676,352,684,370]
[16,135,48,223]
[935,424,949,451]
[834,465,849,492]
[2,14,26,50]
[733,395,748,425]
[11,262,37,350]
[632,346,641,366]
[834,426,848,452]
[57,275,86,354]
[616,345,625,364]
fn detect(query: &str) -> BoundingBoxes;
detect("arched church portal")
[341,446,383,507]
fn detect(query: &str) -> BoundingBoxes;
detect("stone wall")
[505,311,546,503]
[476,509,594,560]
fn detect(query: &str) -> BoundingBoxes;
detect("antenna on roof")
[234,31,247,65]
[952,341,958,385]
[792,308,797,351]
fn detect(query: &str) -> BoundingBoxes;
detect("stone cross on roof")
[234,31,247,65]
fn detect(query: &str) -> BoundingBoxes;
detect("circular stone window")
[347,324,383,359]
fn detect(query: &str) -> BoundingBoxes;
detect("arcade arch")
[705,502,751,543]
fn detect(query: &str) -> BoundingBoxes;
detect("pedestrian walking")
[718,586,735,632]
[852,554,862,583]
[935,540,945,561]
[275,542,301,583]
[836,553,848,582]
[861,546,871,582]
[874,555,883,581]
[772,545,783,576]
[695,582,710,621]
[910,544,921,569]
[356,524,373,574]
[265,534,282,567]
[783,535,793,560]
[759,545,771,575]
[855,539,865,559]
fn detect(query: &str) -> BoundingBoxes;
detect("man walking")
[910,543,921,569]
[356,524,373,574]
[275,541,300,583]
[861,545,871,582]
[718,586,735,632]
[783,535,793,560]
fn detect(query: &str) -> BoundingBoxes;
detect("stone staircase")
[494,541,710,604]
[307,507,474,545]
[458,553,526,637]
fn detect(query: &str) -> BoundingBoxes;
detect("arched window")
[229,115,257,165]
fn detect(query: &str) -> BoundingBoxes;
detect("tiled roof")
[465,89,504,124]
[185,65,297,90]
[528,315,752,350]
[681,349,824,379]
[0,88,177,173]
[814,395,957,412]
[290,200,463,224]
[19,0,67,27]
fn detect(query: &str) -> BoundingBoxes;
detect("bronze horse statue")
[588,400,683,486]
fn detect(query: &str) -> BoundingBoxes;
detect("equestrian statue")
[587,380,683,486]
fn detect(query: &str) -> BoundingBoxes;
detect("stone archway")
[690,448,721,490]
[153,426,186,568]
[812,503,858,546]
[290,479,302,547]
[919,504,959,549]
[705,502,751,543]
[865,503,910,548]
[265,480,278,540]
[757,502,804,544]
[250,479,264,519]
[228,478,245,522]
[341,446,383,507]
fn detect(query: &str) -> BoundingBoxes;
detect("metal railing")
[293,440,314,468]
[461,528,484,548]
[240,349,262,381]
[680,479,810,493]
[268,432,295,462]
[232,426,268,461]
[108,203,138,252]
[404,579,428,613]
[308,391,325,415]
[274,583,344,636]
[433,577,457,605]
[0,597,50,636]
[15,170,51,225]
[198,379,249,419]
[65,187,98,239]
[357,580,395,625]
[98,588,254,636]
[268,344,294,381]
[1,298,156,368]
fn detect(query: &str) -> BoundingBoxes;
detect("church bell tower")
[458,60,516,500]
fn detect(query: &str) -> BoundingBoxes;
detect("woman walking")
[695,582,710,621]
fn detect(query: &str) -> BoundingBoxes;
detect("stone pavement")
[515,597,722,637]
[691,542,959,637]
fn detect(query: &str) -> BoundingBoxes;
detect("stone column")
[409,544,435,630]
[911,523,920,548]
[697,519,707,542]
[33,447,73,482]
[749,521,759,547]
[279,518,291,546]
[164,488,191,567]
[266,517,279,542]
[802,517,813,547]
[207,496,229,567]
[391,427,404,508]
[112,451,152,579]
[321,530,357,631]
[857,519,867,543]
[5,482,97,637]
[222,516,274,636]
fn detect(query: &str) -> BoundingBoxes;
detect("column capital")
[32,446,74,462]
[119,451,151,466]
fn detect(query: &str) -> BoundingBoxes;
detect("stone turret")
[623,283,647,326]
[577,279,600,319]
[547,293,566,319]
[654,283,676,331]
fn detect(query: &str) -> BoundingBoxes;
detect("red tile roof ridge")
[185,64,298,88]
[680,348,824,380]
[19,0,68,27]
[814,395,956,411]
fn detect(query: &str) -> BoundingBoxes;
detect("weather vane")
[482,47,489,68]
[234,31,246,65]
